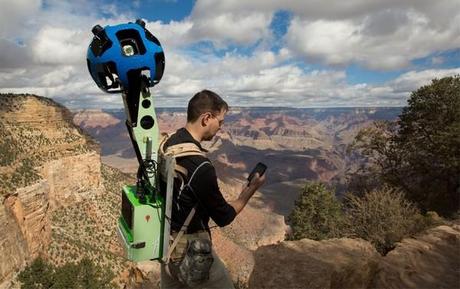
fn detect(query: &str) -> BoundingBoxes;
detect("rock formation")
[128,222,459,289]
[72,109,121,129]
[0,94,102,287]
[247,223,460,289]
[372,223,460,289]
[249,238,380,289]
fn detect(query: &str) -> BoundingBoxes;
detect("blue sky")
[131,0,195,22]
[0,0,459,108]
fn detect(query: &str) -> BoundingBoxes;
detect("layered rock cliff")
[0,94,102,286]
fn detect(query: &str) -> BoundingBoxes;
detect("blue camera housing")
[87,20,165,93]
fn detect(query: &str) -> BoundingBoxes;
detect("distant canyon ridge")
[73,107,401,217]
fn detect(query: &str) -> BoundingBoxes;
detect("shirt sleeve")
[190,163,237,227]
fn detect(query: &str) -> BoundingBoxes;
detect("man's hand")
[230,172,266,215]
[248,172,266,191]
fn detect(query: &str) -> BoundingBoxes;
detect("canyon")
[1,94,458,289]
[74,106,401,216]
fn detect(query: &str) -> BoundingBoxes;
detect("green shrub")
[344,187,422,254]
[10,158,41,187]
[18,257,54,289]
[18,257,116,289]
[288,182,344,240]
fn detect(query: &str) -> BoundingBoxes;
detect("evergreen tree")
[396,76,460,214]
[288,182,344,240]
[349,76,460,216]
[18,257,54,289]
[52,262,79,289]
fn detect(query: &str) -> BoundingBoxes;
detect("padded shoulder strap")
[165,143,205,158]
[158,133,206,180]
[158,132,173,156]
[159,132,206,159]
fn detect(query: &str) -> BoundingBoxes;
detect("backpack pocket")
[178,238,214,287]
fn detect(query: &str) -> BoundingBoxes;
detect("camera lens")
[122,45,135,56]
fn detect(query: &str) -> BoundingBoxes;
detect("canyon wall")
[0,94,102,286]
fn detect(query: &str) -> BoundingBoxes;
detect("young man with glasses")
[160,89,265,289]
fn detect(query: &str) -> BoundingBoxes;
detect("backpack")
[157,133,211,264]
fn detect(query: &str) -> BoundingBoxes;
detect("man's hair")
[187,90,229,123]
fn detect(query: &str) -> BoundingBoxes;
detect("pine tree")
[349,75,460,216]
[288,182,344,240]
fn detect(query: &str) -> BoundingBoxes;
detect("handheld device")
[247,162,267,183]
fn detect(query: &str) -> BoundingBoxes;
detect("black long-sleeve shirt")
[161,128,236,233]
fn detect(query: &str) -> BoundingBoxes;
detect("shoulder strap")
[158,133,206,181]
[164,160,211,264]
[165,143,206,157]
[158,132,172,156]
[159,132,206,158]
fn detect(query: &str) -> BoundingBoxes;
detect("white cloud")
[0,0,42,38]
[0,39,33,68]
[151,48,357,107]
[189,1,273,46]
[285,6,460,70]
[41,66,76,86]
[190,12,272,47]
[191,0,460,70]
[390,68,460,93]
[0,0,459,109]
[0,0,140,108]
[191,0,457,23]
[286,19,361,66]
[146,20,194,49]
[145,4,273,49]
[32,26,90,65]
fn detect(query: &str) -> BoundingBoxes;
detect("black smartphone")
[247,162,267,183]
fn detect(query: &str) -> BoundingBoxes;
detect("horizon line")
[71,105,404,111]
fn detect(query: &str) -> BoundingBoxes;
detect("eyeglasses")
[212,114,225,127]
[206,112,225,127]
[216,117,224,127]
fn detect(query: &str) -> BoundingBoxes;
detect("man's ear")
[201,113,210,127]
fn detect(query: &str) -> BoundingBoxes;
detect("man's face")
[202,109,226,141]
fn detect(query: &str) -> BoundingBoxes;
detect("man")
[160,90,265,289]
